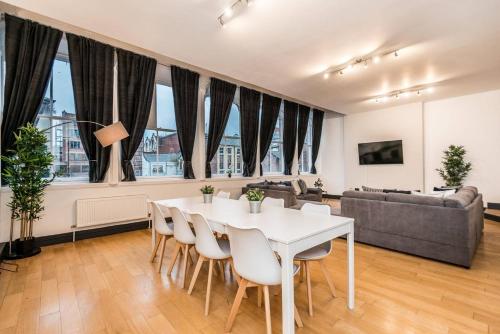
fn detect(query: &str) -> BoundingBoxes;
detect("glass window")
[35,58,89,179]
[261,104,285,175]
[132,83,183,177]
[299,113,313,174]
[204,96,242,176]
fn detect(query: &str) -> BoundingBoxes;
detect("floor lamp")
[4,121,128,261]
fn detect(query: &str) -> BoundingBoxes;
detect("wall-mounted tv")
[358,140,404,165]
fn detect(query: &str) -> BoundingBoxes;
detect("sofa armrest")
[307,188,322,195]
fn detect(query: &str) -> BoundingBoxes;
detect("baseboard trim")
[34,220,151,248]
[487,202,500,210]
[485,213,500,223]
[323,194,342,199]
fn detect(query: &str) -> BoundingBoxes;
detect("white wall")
[424,90,500,204]
[321,113,344,194]
[343,103,424,191]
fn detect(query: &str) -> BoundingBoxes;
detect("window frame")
[261,104,285,176]
[299,113,313,174]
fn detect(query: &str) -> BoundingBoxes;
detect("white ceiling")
[4,0,500,114]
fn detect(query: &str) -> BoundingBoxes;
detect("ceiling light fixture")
[322,48,401,79]
[218,0,253,27]
[371,85,435,103]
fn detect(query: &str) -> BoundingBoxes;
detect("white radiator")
[75,194,149,228]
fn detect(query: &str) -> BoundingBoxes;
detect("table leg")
[279,246,295,334]
[151,217,156,250]
[347,227,355,310]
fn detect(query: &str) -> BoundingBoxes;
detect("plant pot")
[4,237,42,260]
[203,193,213,204]
[249,201,262,214]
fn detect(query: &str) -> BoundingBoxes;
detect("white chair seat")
[294,245,329,260]
[216,238,232,259]
[155,220,174,236]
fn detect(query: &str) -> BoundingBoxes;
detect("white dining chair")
[216,191,231,199]
[187,213,233,316]
[238,194,248,201]
[295,203,336,316]
[167,206,197,288]
[149,202,174,273]
[262,197,285,208]
[225,225,303,333]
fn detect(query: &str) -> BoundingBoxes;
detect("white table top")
[155,196,354,245]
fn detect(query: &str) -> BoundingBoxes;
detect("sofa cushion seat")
[385,193,445,207]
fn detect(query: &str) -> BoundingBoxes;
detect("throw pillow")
[291,180,302,195]
[297,179,308,194]
[433,186,458,192]
[383,189,412,194]
[411,191,444,198]
[362,186,384,193]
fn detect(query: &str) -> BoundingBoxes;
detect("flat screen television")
[358,140,403,165]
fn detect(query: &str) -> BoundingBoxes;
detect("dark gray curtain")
[239,87,261,177]
[171,66,200,179]
[205,78,236,178]
[259,94,281,176]
[67,33,114,182]
[117,48,157,181]
[311,109,325,174]
[1,15,62,182]
[283,100,298,175]
[297,104,311,164]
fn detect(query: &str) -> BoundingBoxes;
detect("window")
[133,82,183,177]
[35,58,89,179]
[204,96,242,176]
[261,104,285,174]
[299,113,313,174]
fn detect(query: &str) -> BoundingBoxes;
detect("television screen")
[358,140,403,165]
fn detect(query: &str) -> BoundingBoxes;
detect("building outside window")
[299,113,313,174]
[261,104,285,174]
[35,58,89,179]
[133,82,183,177]
[204,96,242,176]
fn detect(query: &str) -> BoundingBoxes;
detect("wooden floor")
[1,218,500,333]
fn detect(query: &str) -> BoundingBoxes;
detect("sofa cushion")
[343,190,386,201]
[386,193,444,207]
[362,185,384,193]
[444,188,476,208]
[297,179,308,194]
[462,186,478,196]
[383,189,412,194]
[290,180,301,195]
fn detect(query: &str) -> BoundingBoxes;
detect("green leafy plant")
[1,124,55,241]
[246,188,265,202]
[200,185,215,194]
[436,145,472,187]
[314,178,324,190]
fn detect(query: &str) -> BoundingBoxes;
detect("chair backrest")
[216,191,231,199]
[169,207,196,244]
[262,197,284,208]
[301,203,331,215]
[190,213,228,260]
[301,203,332,253]
[239,194,248,201]
[152,202,173,236]
[226,225,282,286]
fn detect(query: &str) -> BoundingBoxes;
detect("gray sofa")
[341,186,483,267]
[242,181,322,208]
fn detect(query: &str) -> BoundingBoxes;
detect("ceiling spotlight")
[373,56,381,64]
[339,70,344,76]
[417,90,421,95]
[224,7,233,17]
[323,72,330,79]
[364,61,368,69]
[374,98,380,103]
[394,50,399,58]
[395,94,399,99]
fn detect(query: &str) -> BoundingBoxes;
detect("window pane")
[299,114,313,173]
[262,105,284,175]
[35,59,89,179]
[204,96,242,176]
[133,84,182,177]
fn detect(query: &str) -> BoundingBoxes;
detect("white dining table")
[154,196,355,334]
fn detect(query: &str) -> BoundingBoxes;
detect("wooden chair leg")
[257,286,263,308]
[299,261,304,283]
[218,260,225,282]
[306,261,313,316]
[263,286,272,334]
[188,256,205,295]
[205,259,214,316]
[225,279,248,333]
[319,260,336,297]
[229,260,247,299]
[167,242,182,275]
[150,232,161,262]
[156,236,167,273]
[181,244,190,288]
[294,305,304,328]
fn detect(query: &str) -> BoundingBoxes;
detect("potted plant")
[227,166,233,178]
[1,124,55,258]
[246,188,265,214]
[200,185,215,203]
[436,145,472,187]
[314,178,325,193]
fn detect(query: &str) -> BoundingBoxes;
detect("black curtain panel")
[1,15,62,182]
[171,66,200,179]
[239,87,261,177]
[259,94,281,176]
[297,104,311,161]
[205,78,237,178]
[283,100,298,175]
[67,33,114,183]
[311,109,325,174]
[117,48,157,181]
